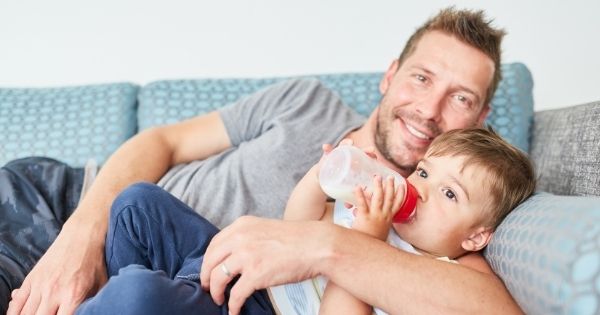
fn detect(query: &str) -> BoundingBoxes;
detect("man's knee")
[114,182,165,204]
[108,265,168,295]
[79,265,172,313]
[110,182,167,218]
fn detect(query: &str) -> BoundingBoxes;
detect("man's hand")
[7,214,107,315]
[352,175,404,240]
[200,216,333,315]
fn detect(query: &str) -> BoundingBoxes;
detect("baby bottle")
[318,145,418,222]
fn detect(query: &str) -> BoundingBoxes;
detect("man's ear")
[379,59,400,95]
[476,104,491,126]
[461,227,493,252]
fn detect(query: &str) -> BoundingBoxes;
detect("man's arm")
[201,217,522,315]
[322,230,522,314]
[8,111,231,315]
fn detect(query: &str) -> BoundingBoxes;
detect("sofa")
[1,63,599,314]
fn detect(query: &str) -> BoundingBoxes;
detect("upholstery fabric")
[485,193,600,315]
[138,62,533,152]
[0,83,138,166]
[137,73,381,128]
[530,101,600,195]
[487,63,534,152]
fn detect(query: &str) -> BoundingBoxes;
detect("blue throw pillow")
[0,83,138,167]
[138,62,533,152]
[485,193,600,315]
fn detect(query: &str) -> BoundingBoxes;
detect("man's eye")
[453,95,473,108]
[416,168,428,178]
[443,188,457,201]
[415,74,427,83]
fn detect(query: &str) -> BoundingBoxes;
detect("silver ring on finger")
[220,262,232,278]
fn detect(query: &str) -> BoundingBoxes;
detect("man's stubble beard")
[374,100,441,175]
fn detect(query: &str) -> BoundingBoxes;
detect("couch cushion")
[484,193,600,315]
[137,73,382,127]
[138,62,533,152]
[0,83,138,167]
[530,101,600,195]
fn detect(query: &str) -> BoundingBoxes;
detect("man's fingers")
[7,289,25,315]
[56,300,79,315]
[201,225,237,290]
[35,296,59,315]
[227,275,256,315]
[18,286,42,315]
[209,259,238,305]
[7,285,29,315]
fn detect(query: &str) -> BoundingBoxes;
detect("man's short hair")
[398,7,506,106]
[426,127,536,229]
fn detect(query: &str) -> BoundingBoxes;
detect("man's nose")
[415,91,444,121]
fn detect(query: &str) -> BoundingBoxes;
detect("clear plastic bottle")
[318,145,418,222]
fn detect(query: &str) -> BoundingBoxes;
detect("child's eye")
[442,188,457,201]
[416,168,428,178]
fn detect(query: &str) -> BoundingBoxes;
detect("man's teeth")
[406,124,431,140]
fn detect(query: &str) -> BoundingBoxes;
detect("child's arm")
[319,175,404,315]
[283,164,330,221]
[283,144,333,221]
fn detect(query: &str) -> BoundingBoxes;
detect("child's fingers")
[321,143,333,154]
[382,176,396,214]
[362,146,378,160]
[339,139,353,146]
[392,183,406,212]
[361,185,373,202]
[371,175,383,212]
[353,186,369,215]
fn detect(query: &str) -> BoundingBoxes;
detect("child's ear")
[461,227,493,252]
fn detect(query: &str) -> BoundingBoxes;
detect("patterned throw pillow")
[0,83,138,167]
[485,193,600,315]
[138,62,533,152]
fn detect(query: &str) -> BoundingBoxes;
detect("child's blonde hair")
[426,127,536,229]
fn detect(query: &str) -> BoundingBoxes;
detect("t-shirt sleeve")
[218,78,346,146]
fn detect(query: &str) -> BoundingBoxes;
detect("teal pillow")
[138,62,533,152]
[137,73,382,129]
[0,83,138,167]
[485,193,600,315]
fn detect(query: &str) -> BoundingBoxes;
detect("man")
[6,7,520,314]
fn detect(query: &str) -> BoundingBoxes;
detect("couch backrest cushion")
[138,62,533,152]
[0,83,138,166]
[530,101,600,195]
[137,73,382,126]
[484,192,600,315]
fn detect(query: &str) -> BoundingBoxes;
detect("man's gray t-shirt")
[158,79,366,228]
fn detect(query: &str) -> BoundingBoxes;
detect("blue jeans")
[76,183,275,315]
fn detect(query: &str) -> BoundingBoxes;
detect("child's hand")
[351,175,405,241]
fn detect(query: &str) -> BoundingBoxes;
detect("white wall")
[1,0,598,111]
